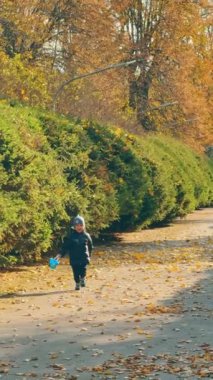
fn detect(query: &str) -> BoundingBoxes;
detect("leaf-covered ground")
[0,209,212,379]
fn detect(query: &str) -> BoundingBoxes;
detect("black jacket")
[61,230,93,266]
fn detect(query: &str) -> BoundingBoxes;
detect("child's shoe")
[75,283,80,290]
[80,278,86,287]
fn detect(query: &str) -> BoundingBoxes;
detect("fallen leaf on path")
[25,372,38,377]
[145,303,182,314]
[48,352,59,359]
[50,364,66,370]
[0,368,9,374]
[134,328,144,335]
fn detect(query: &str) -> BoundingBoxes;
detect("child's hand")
[55,254,61,261]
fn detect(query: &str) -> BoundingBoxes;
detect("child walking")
[56,215,93,290]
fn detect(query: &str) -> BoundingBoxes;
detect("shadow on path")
[1,268,212,379]
[0,289,71,299]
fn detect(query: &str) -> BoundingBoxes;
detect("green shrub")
[148,136,212,210]
[0,103,81,261]
[132,135,212,226]
[0,102,212,265]
[85,122,151,229]
[36,113,119,233]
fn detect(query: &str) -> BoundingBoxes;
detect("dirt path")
[0,208,212,380]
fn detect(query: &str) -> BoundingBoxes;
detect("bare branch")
[145,101,178,114]
[52,58,144,110]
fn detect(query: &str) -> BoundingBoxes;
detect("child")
[56,215,93,290]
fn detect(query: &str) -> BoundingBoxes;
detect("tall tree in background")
[110,0,168,129]
[0,0,84,103]
[0,0,125,120]
[0,0,212,150]
[109,0,212,147]
[52,0,125,122]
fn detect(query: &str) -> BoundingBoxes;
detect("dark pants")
[71,264,87,284]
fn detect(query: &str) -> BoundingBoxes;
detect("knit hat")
[73,215,85,227]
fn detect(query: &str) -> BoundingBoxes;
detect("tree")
[0,0,212,151]
[0,0,125,120]
[109,0,212,148]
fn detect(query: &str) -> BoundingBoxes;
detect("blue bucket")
[49,257,59,270]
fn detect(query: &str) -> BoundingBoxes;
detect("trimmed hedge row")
[0,102,212,264]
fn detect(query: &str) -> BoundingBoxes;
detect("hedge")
[0,102,212,264]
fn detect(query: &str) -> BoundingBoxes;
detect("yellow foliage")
[0,52,52,106]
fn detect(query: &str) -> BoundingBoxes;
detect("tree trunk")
[129,73,155,130]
